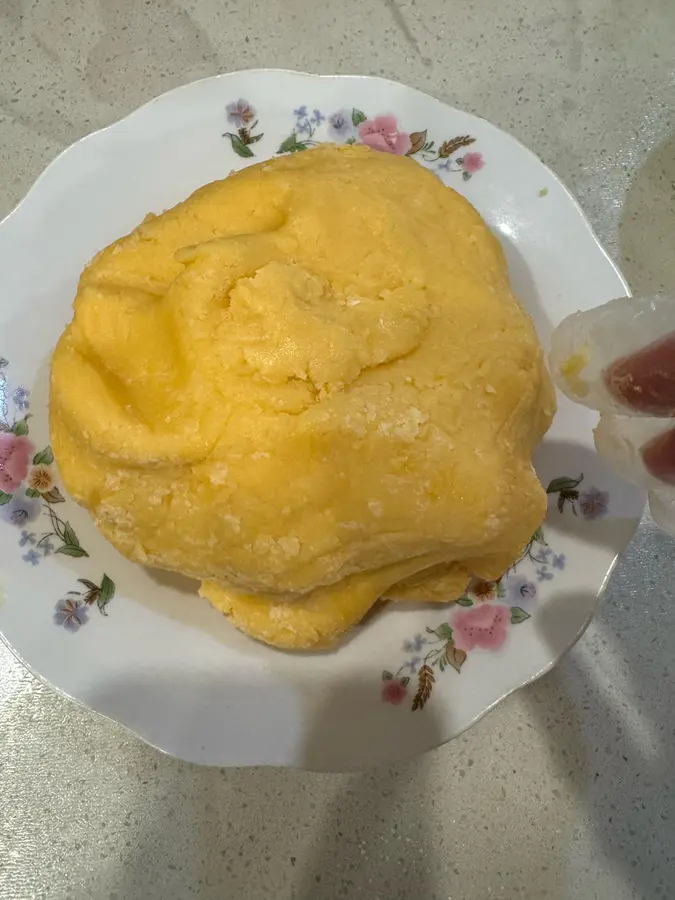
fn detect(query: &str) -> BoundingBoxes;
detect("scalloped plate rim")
[0,68,631,303]
[0,537,628,772]
[0,69,640,769]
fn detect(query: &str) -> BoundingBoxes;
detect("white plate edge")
[0,69,639,768]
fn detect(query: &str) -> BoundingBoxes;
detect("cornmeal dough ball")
[51,144,555,648]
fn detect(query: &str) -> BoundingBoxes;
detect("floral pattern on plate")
[222,100,484,180]
[0,356,115,627]
[0,349,609,653]
[222,98,263,158]
[0,70,644,768]
[383,474,608,710]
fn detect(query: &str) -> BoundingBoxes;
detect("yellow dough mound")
[50,144,555,649]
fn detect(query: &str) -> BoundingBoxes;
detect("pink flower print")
[382,678,408,705]
[358,116,412,155]
[0,433,34,493]
[461,151,484,173]
[451,603,510,652]
[580,487,609,520]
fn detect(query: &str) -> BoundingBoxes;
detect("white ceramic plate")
[0,70,644,770]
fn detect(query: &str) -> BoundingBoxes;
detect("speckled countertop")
[1,1,675,898]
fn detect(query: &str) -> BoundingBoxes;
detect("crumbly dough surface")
[51,144,555,648]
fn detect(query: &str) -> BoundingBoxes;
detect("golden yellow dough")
[50,144,555,649]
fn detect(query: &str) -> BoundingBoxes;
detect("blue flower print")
[403,633,426,653]
[22,549,40,566]
[12,386,30,411]
[54,598,89,632]
[580,488,609,520]
[327,109,356,143]
[507,573,537,606]
[0,490,41,527]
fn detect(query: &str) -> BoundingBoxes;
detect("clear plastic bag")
[549,294,675,535]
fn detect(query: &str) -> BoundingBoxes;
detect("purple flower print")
[226,99,256,128]
[12,386,30,411]
[551,553,566,570]
[507,574,537,606]
[54,598,89,632]
[403,633,426,653]
[0,488,41,527]
[580,488,609,520]
[327,109,356,143]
